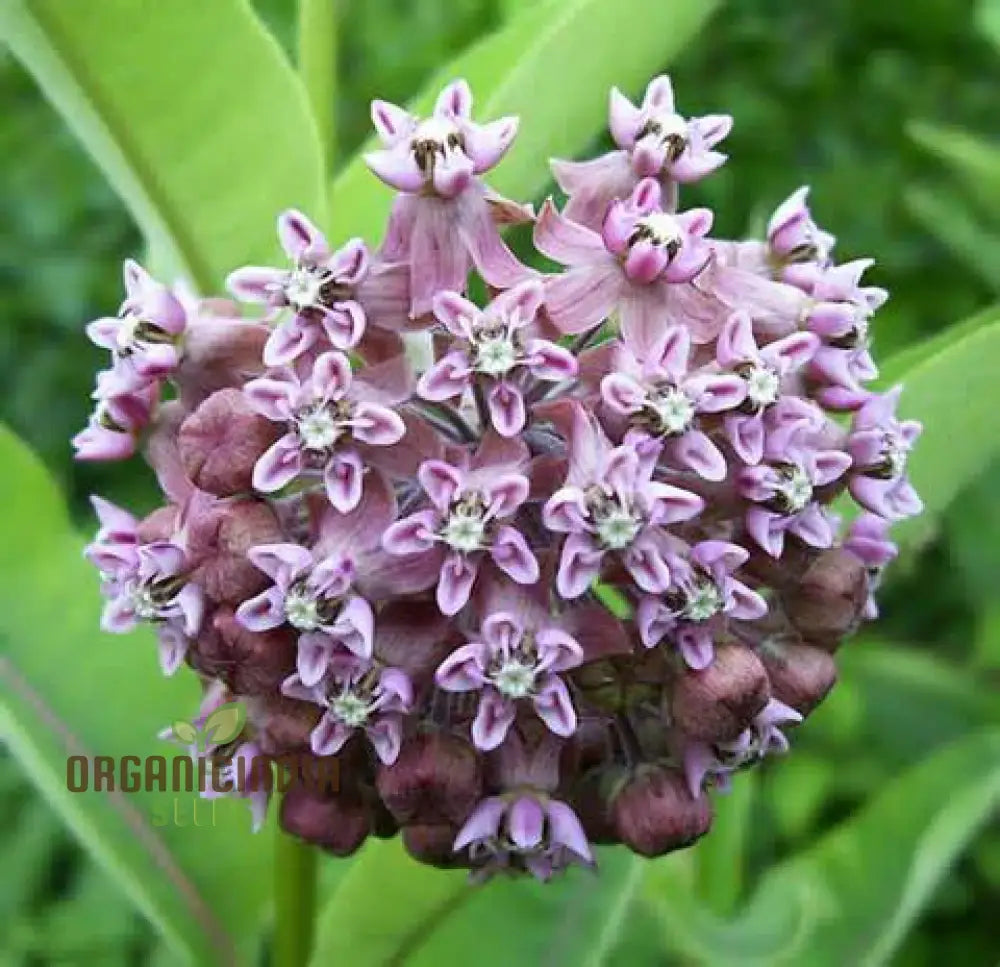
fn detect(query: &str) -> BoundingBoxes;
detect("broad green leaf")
[327,0,718,241]
[308,838,469,966]
[408,849,655,967]
[875,314,1000,552]
[907,121,1000,221]
[0,0,326,292]
[310,839,658,967]
[647,730,1000,966]
[0,426,272,965]
[978,0,1000,50]
[904,185,1000,293]
[297,0,338,168]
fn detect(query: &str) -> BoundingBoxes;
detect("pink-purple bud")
[670,644,770,742]
[612,767,713,857]
[178,389,279,496]
[279,785,370,856]
[760,641,838,716]
[781,547,868,648]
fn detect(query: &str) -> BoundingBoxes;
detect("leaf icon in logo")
[170,720,198,745]
[202,701,246,747]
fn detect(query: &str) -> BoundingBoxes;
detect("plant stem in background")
[693,772,756,916]
[274,822,317,967]
[298,0,338,169]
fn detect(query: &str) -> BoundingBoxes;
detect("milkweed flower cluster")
[80,76,921,880]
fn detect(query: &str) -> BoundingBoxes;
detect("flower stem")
[297,0,338,170]
[273,823,317,967]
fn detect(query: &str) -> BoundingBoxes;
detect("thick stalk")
[273,823,318,967]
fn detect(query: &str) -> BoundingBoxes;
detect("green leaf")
[877,312,1000,552]
[297,0,338,168]
[0,0,326,292]
[202,702,247,748]
[327,0,718,241]
[976,0,1000,54]
[647,730,1000,966]
[310,839,659,967]
[907,121,1000,221]
[0,425,272,965]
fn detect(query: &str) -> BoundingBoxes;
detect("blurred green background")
[2,0,999,963]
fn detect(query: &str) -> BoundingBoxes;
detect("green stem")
[297,0,338,170]
[273,823,318,967]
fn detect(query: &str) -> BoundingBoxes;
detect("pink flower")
[227,210,410,365]
[552,75,732,229]
[283,655,413,766]
[844,513,898,619]
[602,323,747,480]
[86,259,187,390]
[454,792,592,881]
[73,376,158,462]
[766,186,836,291]
[738,438,852,557]
[535,179,723,353]
[417,281,576,436]
[367,79,531,316]
[846,387,923,521]
[382,454,538,615]
[636,539,767,669]
[436,591,584,749]
[542,404,704,598]
[714,311,819,464]
[244,351,406,511]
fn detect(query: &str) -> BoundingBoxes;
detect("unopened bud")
[782,547,867,648]
[188,498,283,604]
[175,318,269,409]
[612,767,713,857]
[279,786,370,856]
[760,641,837,716]
[377,731,481,825]
[198,608,296,695]
[136,505,179,544]
[671,644,770,742]
[252,695,324,755]
[178,389,278,496]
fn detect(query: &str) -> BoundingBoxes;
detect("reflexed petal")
[244,377,297,421]
[533,199,605,266]
[507,795,546,849]
[226,266,287,304]
[490,526,539,584]
[533,676,577,736]
[352,402,406,445]
[320,301,367,350]
[546,799,593,862]
[436,641,489,691]
[310,714,353,757]
[235,586,287,632]
[674,430,727,481]
[454,797,505,851]
[367,715,404,765]
[365,147,425,193]
[278,210,329,262]
[437,551,479,615]
[323,451,365,512]
[556,533,604,599]
[252,436,303,492]
[382,509,440,555]
[471,690,516,751]
[156,625,188,677]
[458,189,533,288]
[466,116,519,173]
[419,460,464,510]
[410,198,470,317]
[264,316,317,366]
[417,352,473,401]
[487,381,526,437]
[524,339,577,381]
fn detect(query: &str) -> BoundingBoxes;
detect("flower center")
[474,334,518,376]
[129,583,160,621]
[743,365,780,409]
[776,465,813,513]
[296,406,342,451]
[491,659,537,699]
[637,112,689,160]
[284,587,323,631]
[115,315,170,355]
[329,690,371,728]
[411,118,466,175]
[440,509,486,553]
[683,581,724,622]
[594,506,642,550]
[632,212,684,255]
[283,266,326,311]
[647,386,695,435]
